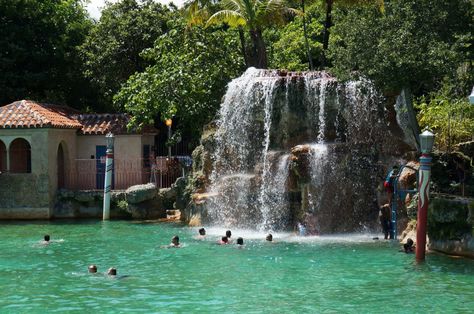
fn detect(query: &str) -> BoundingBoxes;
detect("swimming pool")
[1,220,473,313]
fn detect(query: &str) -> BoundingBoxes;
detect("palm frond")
[206,10,247,28]
[183,1,210,27]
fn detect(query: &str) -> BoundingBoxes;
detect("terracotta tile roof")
[0,100,82,129]
[75,113,158,135]
[76,113,131,135]
[0,100,158,135]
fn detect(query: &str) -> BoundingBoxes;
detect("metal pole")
[390,186,397,240]
[416,154,432,261]
[167,125,172,158]
[103,148,113,220]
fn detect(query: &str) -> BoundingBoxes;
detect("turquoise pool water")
[0,220,473,313]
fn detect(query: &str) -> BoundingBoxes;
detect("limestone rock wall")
[428,196,474,258]
[0,173,50,219]
[53,183,175,219]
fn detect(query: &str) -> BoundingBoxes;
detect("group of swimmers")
[41,234,121,277]
[88,264,117,276]
[166,228,274,248]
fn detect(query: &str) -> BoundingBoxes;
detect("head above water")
[198,228,206,236]
[236,237,244,245]
[88,265,97,273]
[266,234,273,242]
[226,230,232,238]
[107,267,117,276]
[406,238,414,246]
[172,235,180,245]
[44,235,50,242]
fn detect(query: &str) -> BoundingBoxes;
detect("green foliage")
[197,0,300,68]
[114,21,244,142]
[80,0,176,111]
[267,4,323,70]
[0,0,93,108]
[329,0,473,95]
[415,89,474,151]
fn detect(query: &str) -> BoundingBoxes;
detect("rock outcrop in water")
[184,68,417,233]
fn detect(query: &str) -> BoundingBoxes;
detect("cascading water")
[306,144,329,233]
[200,67,410,232]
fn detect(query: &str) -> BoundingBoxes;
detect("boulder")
[126,183,157,204]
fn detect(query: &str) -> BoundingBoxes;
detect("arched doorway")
[0,140,6,172]
[57,143,66,189]
[9,138,31,173]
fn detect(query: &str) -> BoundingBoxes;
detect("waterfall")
[307,144,329,217]
[202,67,395,232]
[258,153,290,231]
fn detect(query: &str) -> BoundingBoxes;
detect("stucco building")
[0,100,157,219]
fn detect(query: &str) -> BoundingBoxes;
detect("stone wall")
[0,173,50,219]
[428,196,474,258]
[53,183,178,219]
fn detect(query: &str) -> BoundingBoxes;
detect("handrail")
[390,164,419,240]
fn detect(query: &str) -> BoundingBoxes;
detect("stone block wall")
[0,173,50,219]
[428,196,474,258]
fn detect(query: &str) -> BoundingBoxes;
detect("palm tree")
[319,0,384,68]
[205,0,299,68]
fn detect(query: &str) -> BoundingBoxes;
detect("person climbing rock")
[384,166,399,205]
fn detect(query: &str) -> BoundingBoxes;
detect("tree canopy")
[0,0,93,108]
[80,0,176,111]
[114,21,244,142]
[329,0,473,95]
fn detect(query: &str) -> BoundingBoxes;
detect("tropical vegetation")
[0,0,471,150]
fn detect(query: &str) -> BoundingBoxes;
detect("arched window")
[0,140,6,172]
[9,138,31,173]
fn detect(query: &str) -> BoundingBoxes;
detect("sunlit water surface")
[0,220,473,313]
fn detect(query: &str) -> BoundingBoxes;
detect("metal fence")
[65,156,191,191]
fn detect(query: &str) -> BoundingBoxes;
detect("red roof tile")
[0,100,157,135]
[0,100,82,129]
[76,113,130,135]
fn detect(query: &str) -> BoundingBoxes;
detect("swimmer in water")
[41,234,51,245]
[169,235,181,248]
[218,236,229,245]
[107,267,117,276]
[401,238,415,253]
[88,265,98,273]
[194,228,206,240]
[266,234,273,242]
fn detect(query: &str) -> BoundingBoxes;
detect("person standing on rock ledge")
[379,204,392,240]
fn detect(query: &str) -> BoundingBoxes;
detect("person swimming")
[266,234,273,242]
[107,267,117,276]
[88,265,98,273]
[402,238,414,253]
[236,237,244,246]
[40,234,51,245]
[218,236,229,245]
[169,235,181,248]
[199,228,206,236]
